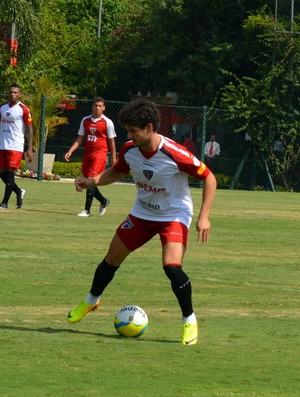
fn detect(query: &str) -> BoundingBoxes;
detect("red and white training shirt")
[0,101,32,152]
[114,135,211,228]
[78,114,116,160]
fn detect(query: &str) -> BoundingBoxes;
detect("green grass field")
[0,179,299,397]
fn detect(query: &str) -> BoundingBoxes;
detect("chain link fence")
[0,93,291,190]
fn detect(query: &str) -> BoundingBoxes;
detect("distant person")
[0,83,33,209]
[182,134,195,154]
[65,97,117,217]
[67,98,217,345]
[204,134,220,173]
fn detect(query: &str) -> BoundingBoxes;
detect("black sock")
[94,187,106,206]
[90,259,119,296]
[164,265,193,317]
[2,171,18,204]
[85,187,95,212]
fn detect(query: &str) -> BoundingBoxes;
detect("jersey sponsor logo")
[143,169,153,180]
[121,216,134,229]
[139,199,160,210]
[87,134,97,142]
[136,181,166,193]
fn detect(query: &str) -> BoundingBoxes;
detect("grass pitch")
[0,179,299,397]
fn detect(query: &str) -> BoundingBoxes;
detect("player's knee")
[163,264,189,286]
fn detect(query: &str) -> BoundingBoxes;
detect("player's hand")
[65,152,71,161]
[75,177,94,192]
[26,150,33,162]
[196,217,211,243]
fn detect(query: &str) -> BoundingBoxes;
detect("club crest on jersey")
[90,128,96,134]
[6,112,11,117]
[143,169,153,180]
[121,216,134,229]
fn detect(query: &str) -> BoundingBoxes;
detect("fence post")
[37,96,46,181]
[201,106,207,161]
[198,106,207,188]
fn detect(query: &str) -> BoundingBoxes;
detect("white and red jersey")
[0,101,32,152]
[78,114,116,160]
[114,135,211,228]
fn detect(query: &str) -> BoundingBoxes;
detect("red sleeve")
[20,103,32,125]
[177,155,211,180]
[113,141,132,174]
[161,140,211,180]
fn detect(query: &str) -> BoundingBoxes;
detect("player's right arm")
[75,167,125,192]
[65,135,84,161]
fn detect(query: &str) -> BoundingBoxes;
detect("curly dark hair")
[118,98,161,130]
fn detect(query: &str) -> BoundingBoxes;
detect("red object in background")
[56,96,77,110]
[182,138,196,154]
[158,105,183,137]
[0,23,18,66]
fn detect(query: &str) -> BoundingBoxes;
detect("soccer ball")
[114,305,148,337]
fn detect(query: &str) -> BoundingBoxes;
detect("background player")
[67,98,216,345]
[65,97,117,216]
[0,83,33,209]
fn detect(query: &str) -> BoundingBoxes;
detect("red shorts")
[82,157,106,178]
[0,150,23,170]
[116,214,189,252]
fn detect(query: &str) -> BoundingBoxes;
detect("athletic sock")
[85,187,95,212]
[164,264,194,318]
[183,313,197,324]
[94,187,107,205]
[90,258,119,296]
[2,171,16,204]
[85,292,101,305]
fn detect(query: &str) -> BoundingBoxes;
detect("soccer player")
[0,84,33,209]
[65,97,117,217]
[67,98,216,345]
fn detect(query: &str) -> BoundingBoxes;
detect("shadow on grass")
[0,324,178,344]
[24,209,76,216]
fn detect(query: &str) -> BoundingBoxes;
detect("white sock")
[183,313,197,324]
[85,293,101,305]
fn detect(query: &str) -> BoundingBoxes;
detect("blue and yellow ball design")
[114,305,148,337]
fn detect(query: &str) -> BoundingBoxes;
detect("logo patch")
[143,169,153,180]
[121,216,134,229]
[6,112,11,117]
[90,128,96,134]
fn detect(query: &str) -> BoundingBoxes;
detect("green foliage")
[220,10,300,191]
[24,77,69,152]
[0,0,42,61]
[52,161,82,178]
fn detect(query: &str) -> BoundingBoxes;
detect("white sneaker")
[16,189,26,209]
[99,199,110,216]
[77,210,91,217]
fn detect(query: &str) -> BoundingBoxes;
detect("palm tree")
[0,0,42,61]
[25,77,69,153]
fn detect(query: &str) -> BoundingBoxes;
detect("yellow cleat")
[182,322,198,345]
[67,299,101,323]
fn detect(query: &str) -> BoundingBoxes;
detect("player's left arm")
[108,137,117,166]
[196,171,217,243]
[25,124,33,162]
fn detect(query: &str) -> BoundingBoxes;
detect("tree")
[220,11,300,190]
[0,0,42,61]
[24,77,68,152]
